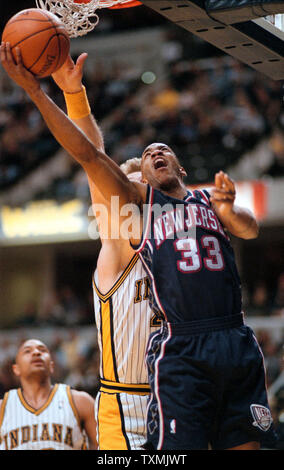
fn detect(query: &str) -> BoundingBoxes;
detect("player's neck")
[20,378,53,410]
[160,181,188,200]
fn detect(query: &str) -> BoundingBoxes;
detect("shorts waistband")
[163,313,244,336]
[99,378,150,395]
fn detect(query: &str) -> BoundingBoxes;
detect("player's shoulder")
[132,181,147,203]
[69,389,95,421]
[96,241,137,285]
[188,187,212,205]
[70,389,95,410]
[0,389,15,413]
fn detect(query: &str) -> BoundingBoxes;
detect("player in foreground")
[0,339,97,450]
[0,43,276,450]
[50,54,161,450]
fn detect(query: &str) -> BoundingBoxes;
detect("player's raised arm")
[51,53,109,209]
[0,43,146,223]
[210,171,259,240]
[52,53,105,153]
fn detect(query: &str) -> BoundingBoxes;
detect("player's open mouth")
[153,157,167,170]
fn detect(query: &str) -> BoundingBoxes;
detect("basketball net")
[35,0,139,37]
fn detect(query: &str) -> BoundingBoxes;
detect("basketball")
[1,9,70,78]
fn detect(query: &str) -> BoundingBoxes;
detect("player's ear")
[141,170,148,184]
[12,363,20,377]
[49,361,55,375]
[179,167,187,178]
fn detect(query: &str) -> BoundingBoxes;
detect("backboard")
[265,13,284,31]
[140,1,284,80]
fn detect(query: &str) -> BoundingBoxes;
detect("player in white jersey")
[50,56,161,449]
[0,339,97,450]
[93,254,160,449]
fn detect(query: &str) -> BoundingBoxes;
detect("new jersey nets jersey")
[0,384,88,450]
[93,254,160,387]
[136,186,242,323]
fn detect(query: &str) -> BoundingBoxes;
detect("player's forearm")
[72,114,105,152]
[219,205,259,239]
[63,86,105,151]
[28,87,101,166]
[26,87,141,207]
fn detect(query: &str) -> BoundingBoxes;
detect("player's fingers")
[214,171,223,189]
[5,42,19,67]
[210,196,234,205]
[212,186,235,195]
[15,46,23,66]
[223,173,236,192]
[211,190,235,200]
[0,42,6,62]
[1,42,12,64]
[76,53,88,72]
[211,198,235,204]
[61,54,74,71]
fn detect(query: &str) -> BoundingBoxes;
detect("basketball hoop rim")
[35,0,143,38]
[73,0,142,7]
[109,0,142,9]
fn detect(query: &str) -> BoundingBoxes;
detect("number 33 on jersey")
[136,187,242,324]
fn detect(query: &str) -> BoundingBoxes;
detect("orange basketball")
[1,9,70,78]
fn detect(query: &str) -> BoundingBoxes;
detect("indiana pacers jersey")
[136,185,243,323]
[0,384,88,450]
[93,254,160,450]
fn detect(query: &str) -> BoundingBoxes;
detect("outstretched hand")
[210,171,236,218]
[52,52,88,93]
[0,42,40,96]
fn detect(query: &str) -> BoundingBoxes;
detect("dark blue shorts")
[146,314,276,450]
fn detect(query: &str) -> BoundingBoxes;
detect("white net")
[35,0,135,37]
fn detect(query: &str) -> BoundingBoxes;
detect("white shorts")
[95,389,149,450]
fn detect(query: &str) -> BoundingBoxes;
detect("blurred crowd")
[0,320,283,448]
[17,285,95,328]
[245,272,284,318]
[12,269,284,330]
[0,27,283,198]
[0,21,284,449]
[0,267,282,447]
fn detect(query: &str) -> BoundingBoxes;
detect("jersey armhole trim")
[66,386,82,431]
[93,254,139,302]
[0,391,9,427]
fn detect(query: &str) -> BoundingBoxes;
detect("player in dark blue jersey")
[1,44,275,450]
[134,143,275,450]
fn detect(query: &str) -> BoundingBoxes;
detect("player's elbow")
[241,220,259,240]
[72,140,100,167]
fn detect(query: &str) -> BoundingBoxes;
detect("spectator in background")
[0,358,18,397]
[150,80,180,114]
[272,273,284,316]
[59,285,83,326]
[246,281,271,317]
[0,37,282,193]
[265,131,284,177]
[18,301,38,326]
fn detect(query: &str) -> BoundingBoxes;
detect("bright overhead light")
[141,71,156,84]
